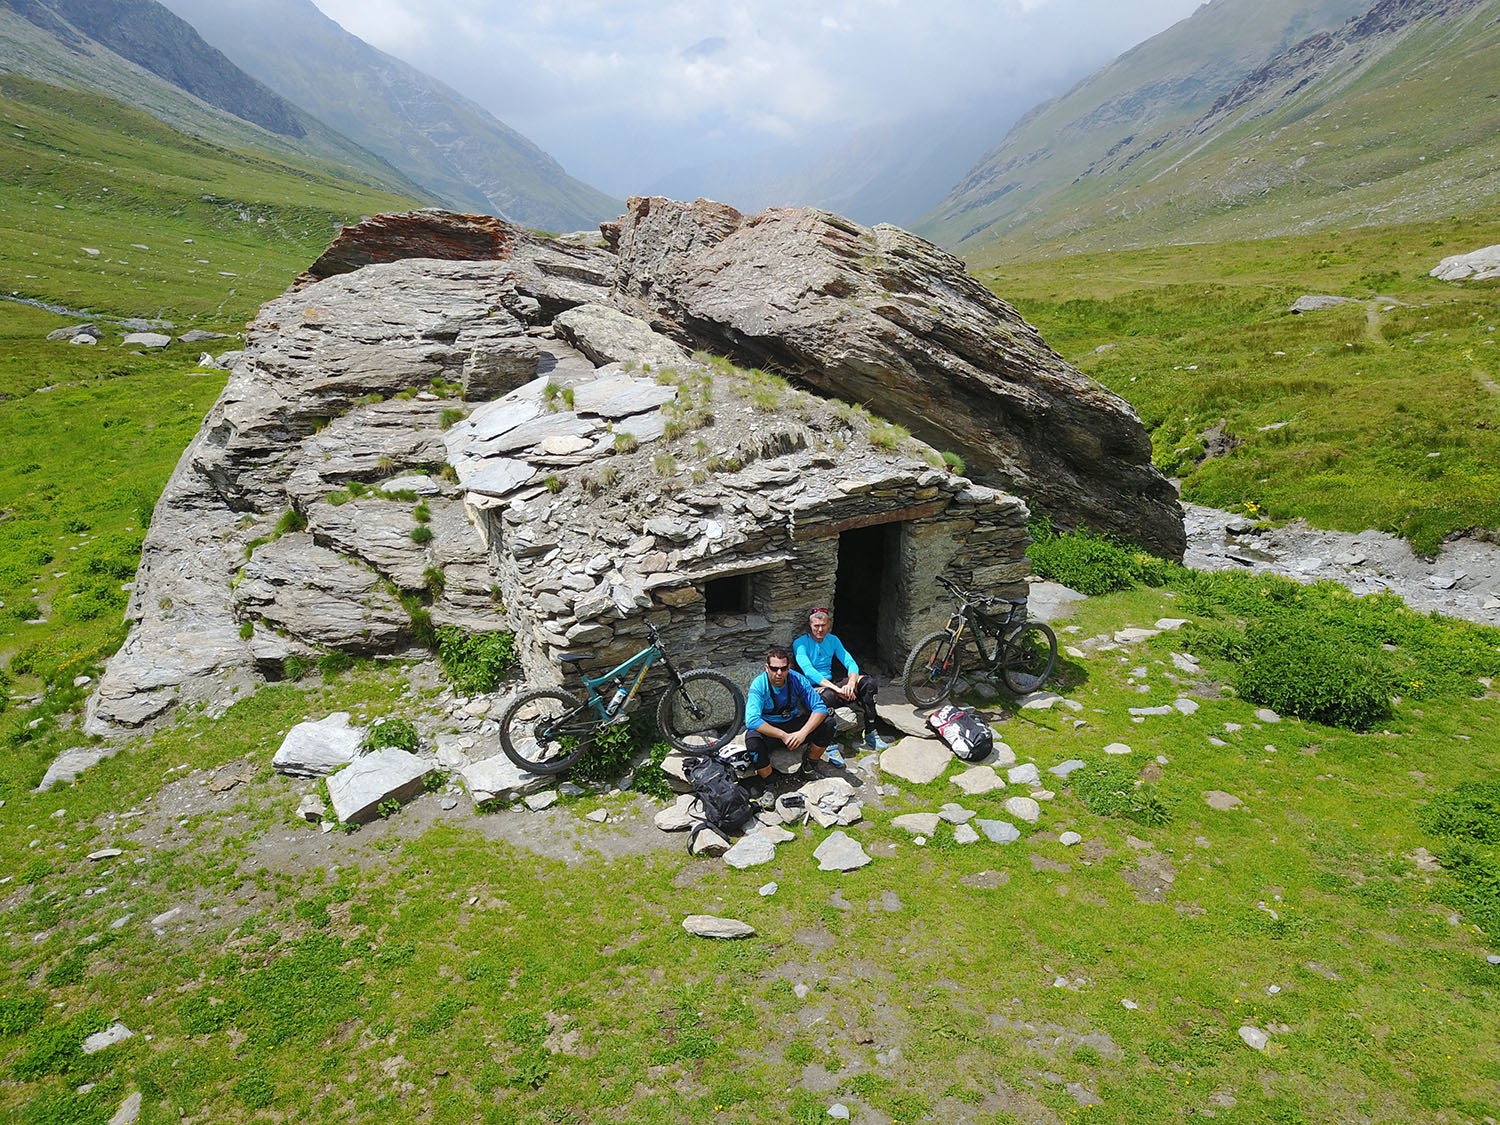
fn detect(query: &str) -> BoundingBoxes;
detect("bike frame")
[574,640,673,719]
[941,583,1026,670]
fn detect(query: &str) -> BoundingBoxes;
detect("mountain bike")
[498,623,745,774]
[901,576,1057,707]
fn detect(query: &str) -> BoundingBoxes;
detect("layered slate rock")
[609,198,1184,559]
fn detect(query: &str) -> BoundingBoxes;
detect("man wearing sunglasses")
[793,608,888,760]
[742,645,835,784]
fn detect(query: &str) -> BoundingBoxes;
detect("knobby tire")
[498,687,595,775]
[657,669,744,753]
[902,629,962,708]
[1000,622,1058,695]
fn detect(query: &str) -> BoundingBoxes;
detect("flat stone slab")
[82,1022,135,1054]
[879,701,940,739]
[1173,698,1199,715]
[892,812,941,835]
[380,473,439,495]
[123,332,171,348]
[755,824,795,844]
[953,823,980,844]
[479,412,598,455]
[463,755,548,803]
[1104,742,1132,755]
[654,794,701,831]
[1049,759,1086,779]
[939,802,976,824]
[572,375,678,419]
[691,828,731,855]
[952,765,1004,795]
[683,914,755,938]
[724,835,777,868]
[1238,1026,1270,1051]
[273,712,364,778]
[1128,705,1174,717]
[465,396,542,442]
[1004,796,1041,823]
[974,818,1021,844]
[1204,790,1243,811]
[1059,831,1083,846]
[879,737,952,784]
[1007,763,1040,785]
[814,830,872,871]
[1255,708,1282,723]
[327,748,433,824]
[459,458,537,497]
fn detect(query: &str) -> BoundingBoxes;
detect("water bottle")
[606,680,628,715]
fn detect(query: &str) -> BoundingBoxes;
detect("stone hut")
[447,351,1029,688]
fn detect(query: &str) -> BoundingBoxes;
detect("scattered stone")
[1114,627,1159,643]
[1007,763,1040,785]
[880,701,940,739]
[1059,831,1082,846]
[1004,796,1041,823]
[440,796,458,810]
[724,835,776,868]
[295,794,326,823]
[682,914,754,939]
[1486,953,1500,965]
[585,808,609,822]
[525,791,560,812]
[953,823,980,844]
[272,712,364,777]
[1030,788,1055,800]
[878,737,952,784]
[1237,1026,1270,1051]
[973,818,1021,844]
[108,1091,142,1125]
[464,755,548,803]
[939,802,976,824]
[326,747,433,824]
[1254,708,1281,723]
[150,907,183,928]
[1173,698,1199,715]
[829,1104,851,1121]
[81,1022,135,1054]
[814,830,872,871]
[654,794,701,831]
[756,823,795,844]
[87,847,123,861]
[1121,999,1138,1010]
[989,742,1018,767]
[1204,790,1242,811]
[1128,705,1174,717]
[892,812,942,835]
[1019,691,1080,711]
[122,332,171,348]
[759,881,778,896]
[1104,742,1132,755]
[952,765,1004,795]
[690,828,731,855]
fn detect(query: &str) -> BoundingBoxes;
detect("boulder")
[326,747,434,824]
[610,198,1184,558]
[974,818,1021,844]
[123,332,171,348]
[463,755,548,803]
[47,323,96,341]
[553,303,690,370]
[272,712,364,777]
[724,835,777,868]
[682,914,755,938]
[1430,244,1500,282]
[81,1022,135,1054]
[814,830,873,871]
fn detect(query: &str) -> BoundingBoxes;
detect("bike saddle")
[557,652,593,665]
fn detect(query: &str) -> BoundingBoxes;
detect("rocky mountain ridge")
[158,0,621,233]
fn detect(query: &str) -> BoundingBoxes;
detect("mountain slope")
[159,0,621,233]
[917,0,1372,256]
[945,0,1500,263]
[0,0,429,199]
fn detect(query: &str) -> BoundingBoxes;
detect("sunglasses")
[767,663,789,672]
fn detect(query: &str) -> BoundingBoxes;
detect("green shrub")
[282,655,313,682]
[409,525,433,544]
[1233,618,1394,730]
[361,717,419,753]
[633,741,676,801]
[317,650,354,678]
[568,718,642,786]
[233,1073,275,1109]
[0,994,45,1037]
[1430,839,1500,936]
[436,627,517,694]
[423,566,446,598]
[1026,519,1165,595]
[439,408,465,430]
[941,451,966,474]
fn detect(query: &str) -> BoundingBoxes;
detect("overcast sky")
[306,0,1205,197]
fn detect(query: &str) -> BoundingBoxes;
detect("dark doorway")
[834,522,898,669]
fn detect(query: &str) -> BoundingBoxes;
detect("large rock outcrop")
[86,204,1181,736]
[608,198,1183,559]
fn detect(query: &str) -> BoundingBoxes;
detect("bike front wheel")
[902,630,962,708]
[498,687,595,774]
[657,670,745,753]
[1000,622,1058,695]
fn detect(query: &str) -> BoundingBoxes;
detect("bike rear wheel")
[1000,622,1058,695]
[657,670,744,753]
[498,687,595,774]
[902,630,962,708]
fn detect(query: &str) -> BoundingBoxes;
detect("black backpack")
[926,704,994,761]
[685,754,756,850]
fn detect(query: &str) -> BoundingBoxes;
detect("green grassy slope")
[0,3,432,204]
[0,74,420,325]
[983,215,1500,553]
[915,0,1369,253]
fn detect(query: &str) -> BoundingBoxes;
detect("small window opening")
[704,575,751,616]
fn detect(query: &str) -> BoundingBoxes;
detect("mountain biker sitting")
[743,645,834,782]
[793,608,887,754]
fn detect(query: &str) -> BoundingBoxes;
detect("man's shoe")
[824,744,845,768]
[863,732,889,752]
